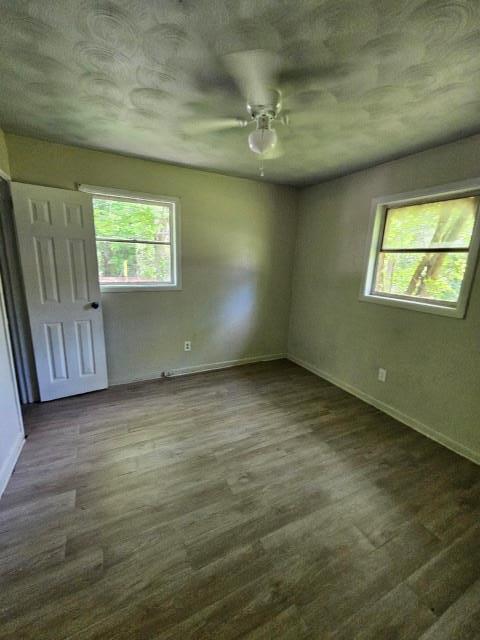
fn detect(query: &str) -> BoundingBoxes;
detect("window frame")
[79,185,181,292]
[360,179,480,318]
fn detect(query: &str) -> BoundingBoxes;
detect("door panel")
[74,320,96,376]
[34,237,60,303]
[11,183,108,401]
[29,199,52,225]
[68,239,89,302]
[64,203,84,228]
[45,322,68,381]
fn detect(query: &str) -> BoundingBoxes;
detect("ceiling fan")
[185,49,289,170]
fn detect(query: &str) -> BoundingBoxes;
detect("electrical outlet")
[378,368,387,383]
[184,341,192,352]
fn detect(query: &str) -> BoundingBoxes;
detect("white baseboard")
[288,353,480,467]
[168,353,286,377]
[0,433,25,499]
[110,353,286,386]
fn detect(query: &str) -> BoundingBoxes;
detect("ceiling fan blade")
[183,117,248,135]
[223,49,280,106]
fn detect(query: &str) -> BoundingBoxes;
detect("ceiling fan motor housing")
[246,89,281,156]
[246,89,281,120]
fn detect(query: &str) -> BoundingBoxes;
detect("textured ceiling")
[1,0,480,185]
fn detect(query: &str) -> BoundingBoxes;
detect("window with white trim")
[361,184,480,317]
[81,186,180,292]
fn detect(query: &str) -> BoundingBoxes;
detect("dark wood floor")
[1,360,479,639]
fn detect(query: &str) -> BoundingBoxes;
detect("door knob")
[91,301,99,309]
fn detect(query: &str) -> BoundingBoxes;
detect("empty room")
[1,1,480,638]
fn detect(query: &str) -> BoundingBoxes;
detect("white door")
[11,183,108,401]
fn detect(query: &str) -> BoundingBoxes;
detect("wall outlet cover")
[378,368,387,382]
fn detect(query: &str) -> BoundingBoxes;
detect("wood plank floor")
[1,360,479,639]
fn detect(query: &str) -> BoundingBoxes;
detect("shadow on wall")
[190,269,261,363]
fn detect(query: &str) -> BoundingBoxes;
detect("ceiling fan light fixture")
[248,119,278,155]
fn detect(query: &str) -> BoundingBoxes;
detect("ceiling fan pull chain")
[260,157,265,177]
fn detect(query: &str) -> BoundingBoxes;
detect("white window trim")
[79,184,182,292]
[360,178,480,318]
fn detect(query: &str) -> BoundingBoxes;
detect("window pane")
[374,251,468,303]
[96,241,171,284]
[93,198,170,242]
[382,197,477,250]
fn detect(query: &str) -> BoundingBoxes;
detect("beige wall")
[6,130,479,463]
[289,134,480,463]
[0,128,10,178]
[6,134,297,385]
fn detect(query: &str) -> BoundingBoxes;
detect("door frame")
[0,176,38,403]
[0,273,25,497]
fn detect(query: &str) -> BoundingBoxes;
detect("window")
[81,186,180,291]
[361,182,480,317]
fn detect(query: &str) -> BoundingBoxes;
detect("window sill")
[359,293,465,318]
[101,284,182,293]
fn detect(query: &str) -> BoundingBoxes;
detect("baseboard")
[0,433,25,499]
[110,353,287,386]
[288,353,480,467]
